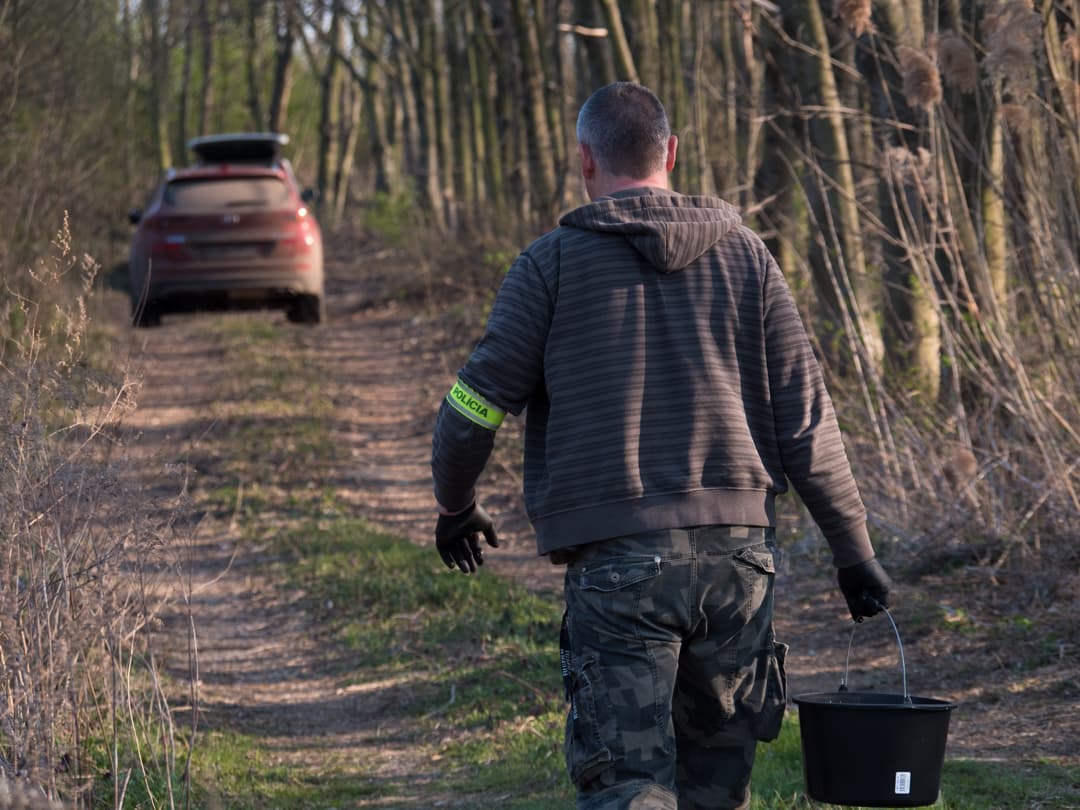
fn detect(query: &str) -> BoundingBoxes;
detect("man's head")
[576,82,677,198]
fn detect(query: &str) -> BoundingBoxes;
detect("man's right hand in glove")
[837,558,893,622]
[435,502,499,574]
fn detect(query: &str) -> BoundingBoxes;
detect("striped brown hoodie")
[431,188,874,567]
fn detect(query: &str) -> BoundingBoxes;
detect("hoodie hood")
[558,187,742,273]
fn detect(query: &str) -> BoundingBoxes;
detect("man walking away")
[430,81,892,810]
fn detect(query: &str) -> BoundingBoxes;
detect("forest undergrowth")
[1,217,1077,806]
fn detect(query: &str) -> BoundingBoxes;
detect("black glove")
[435,502,499,574]
[837,558,892,622]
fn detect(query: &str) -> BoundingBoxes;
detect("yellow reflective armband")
[446,378,506,431]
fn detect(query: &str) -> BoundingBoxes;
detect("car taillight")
[144,219,188,259]
[297,207,317,247]
[280,208,317,253]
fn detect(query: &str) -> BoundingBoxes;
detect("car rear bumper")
[137,260,324,304]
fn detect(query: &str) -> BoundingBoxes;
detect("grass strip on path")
[186,315,1080,810]
[201,513,1077,809]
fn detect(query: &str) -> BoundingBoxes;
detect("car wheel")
[287,294,323,325]
[131,298,162,328]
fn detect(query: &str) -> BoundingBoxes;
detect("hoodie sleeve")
[431,249,554,512]
[761,251,875,567]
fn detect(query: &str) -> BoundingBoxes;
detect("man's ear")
[578,143,596,179]
[665,135,678,173]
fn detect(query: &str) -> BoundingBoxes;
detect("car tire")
[131,298,162,328]
[287,294,323,325]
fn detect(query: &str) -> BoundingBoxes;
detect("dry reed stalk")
[1000,101,1032,132]
[882,144,936,198]
[835,0,872,37]
[937,31,979,93]
[1065,24,1080,65]
[897,45,943,110]
[983,1,1041,94]
[1,218,192,807]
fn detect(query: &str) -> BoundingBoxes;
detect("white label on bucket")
[895,772,912,795]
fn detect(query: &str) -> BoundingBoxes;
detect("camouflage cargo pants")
[560,526,788,810]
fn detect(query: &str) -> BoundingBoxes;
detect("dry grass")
[0,217,194,807]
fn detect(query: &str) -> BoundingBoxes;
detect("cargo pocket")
[747,641,788,742]
[563,653,621,786]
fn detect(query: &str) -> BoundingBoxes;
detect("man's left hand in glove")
[435,502,499,574]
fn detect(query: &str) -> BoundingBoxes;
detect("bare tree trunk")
[450,10,476,229]
[736,1,765,208]
[475,4,506,221]
[316,0,343,221]
[867,2,947,399]
[982,114,1008,314]
[463,2,488,218]
[146,0,173,169]
[598,0,640,82]
[716,3,738,192]
[573,0,614,89]
[1040,0,1080,205]
[122,0,138,186]
[627,0,660,90]
[657,0,686,189]
[197,0,215,135]
[431,0,456,230]
[244,0,264,130]
[755,5,811,292]
[177,0,194,159]
[537,0,567,194]
[804,0,883,373]
[267,0,293,133]
[511,0,558,220]
[556,0,579,206]
[355,4,395,194]
[332,79,362,227]
[689,3,714,195]
[403,0,446,230]
[389,3,421,198]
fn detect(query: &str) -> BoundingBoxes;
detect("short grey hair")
[576,82,671,179]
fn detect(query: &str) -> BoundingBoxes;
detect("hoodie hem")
[533,489,776,555]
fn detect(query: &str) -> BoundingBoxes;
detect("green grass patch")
[193,513,1080,808]
[189,315,337,492]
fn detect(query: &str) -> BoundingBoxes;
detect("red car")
[128,133,324,327]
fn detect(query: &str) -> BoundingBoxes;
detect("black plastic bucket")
[793,610,955,808]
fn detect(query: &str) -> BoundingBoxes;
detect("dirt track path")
[117,253,1078,805]
[119,256,561,806]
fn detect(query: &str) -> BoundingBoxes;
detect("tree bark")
[628,0,660,90]
[267,0,294,133]
[656,0,686,189]
[315,0,343,221]
[462,1,488,218]
[689,2,714,195]
[475,4,507,221]
[511,0,559,221]
[177,0,194,159]
[395,0,444,228]
[146,0,173,169]
[804,0,883,373]
[598,0,640,82]
[573,0,615,89]
[431,0,456,230]
[332,78,362,228]
[197,0,215,136]
[244,0,265,130]
[354,4,395,195]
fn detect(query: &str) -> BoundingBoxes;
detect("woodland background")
[1,0,1078,805]
[4,0,1080,528]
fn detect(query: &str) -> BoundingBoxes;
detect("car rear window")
[163,177,291,211]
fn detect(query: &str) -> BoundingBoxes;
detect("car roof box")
[187,133,289,165]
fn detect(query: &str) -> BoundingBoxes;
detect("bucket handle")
[839,603,912,704]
